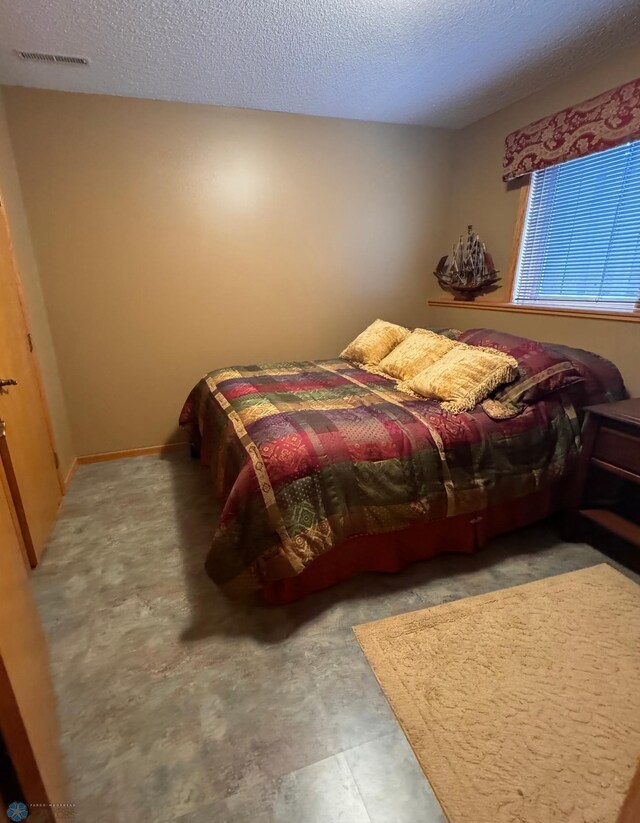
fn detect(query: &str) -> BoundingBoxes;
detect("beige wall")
[0,95,75,476]
[428,42,640,397]
[2,88,451,455]
[4,46,638,459]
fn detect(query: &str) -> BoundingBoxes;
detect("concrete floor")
[32,452,637,823]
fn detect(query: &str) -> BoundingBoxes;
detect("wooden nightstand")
[567,398,640,547]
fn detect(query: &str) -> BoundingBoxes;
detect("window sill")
[427,299,640,324]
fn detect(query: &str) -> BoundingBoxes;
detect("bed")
[179,328,626,603]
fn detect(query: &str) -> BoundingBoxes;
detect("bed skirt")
[262,484,565,605]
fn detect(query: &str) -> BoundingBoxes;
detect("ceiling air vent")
[15,51,89,66]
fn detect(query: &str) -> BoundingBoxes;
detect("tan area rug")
[355,564,640,823]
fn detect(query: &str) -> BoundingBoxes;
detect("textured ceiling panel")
[0,0,639,128]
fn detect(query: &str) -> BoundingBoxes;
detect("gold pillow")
[378,329,458,382]
[405,344,519,413]
[340,319,410,366]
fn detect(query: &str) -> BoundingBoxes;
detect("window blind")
[512,139,640,312]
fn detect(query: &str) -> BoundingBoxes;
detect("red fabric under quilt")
[262,484,562,604]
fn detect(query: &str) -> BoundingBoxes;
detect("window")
[512,139,640,314]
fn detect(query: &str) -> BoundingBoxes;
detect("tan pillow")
[378,329,459,382]
[405,344,519,413]
[340,319,410,366]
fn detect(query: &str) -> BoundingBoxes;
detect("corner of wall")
[430,47,640,395]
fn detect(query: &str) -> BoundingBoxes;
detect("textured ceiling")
[0,0,639,128]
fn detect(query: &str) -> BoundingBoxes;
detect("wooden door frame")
[0,192,65,495]
[0,658,58,823]
[0,465,68,821]
[0,419,34,567]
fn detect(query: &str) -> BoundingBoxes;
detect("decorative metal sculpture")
[434,225,500,301]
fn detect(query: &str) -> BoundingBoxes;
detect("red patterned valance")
[503,77,640,182]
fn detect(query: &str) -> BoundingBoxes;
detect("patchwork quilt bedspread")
[179,352,621,595]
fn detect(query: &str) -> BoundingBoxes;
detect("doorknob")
[0,378,17,389]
